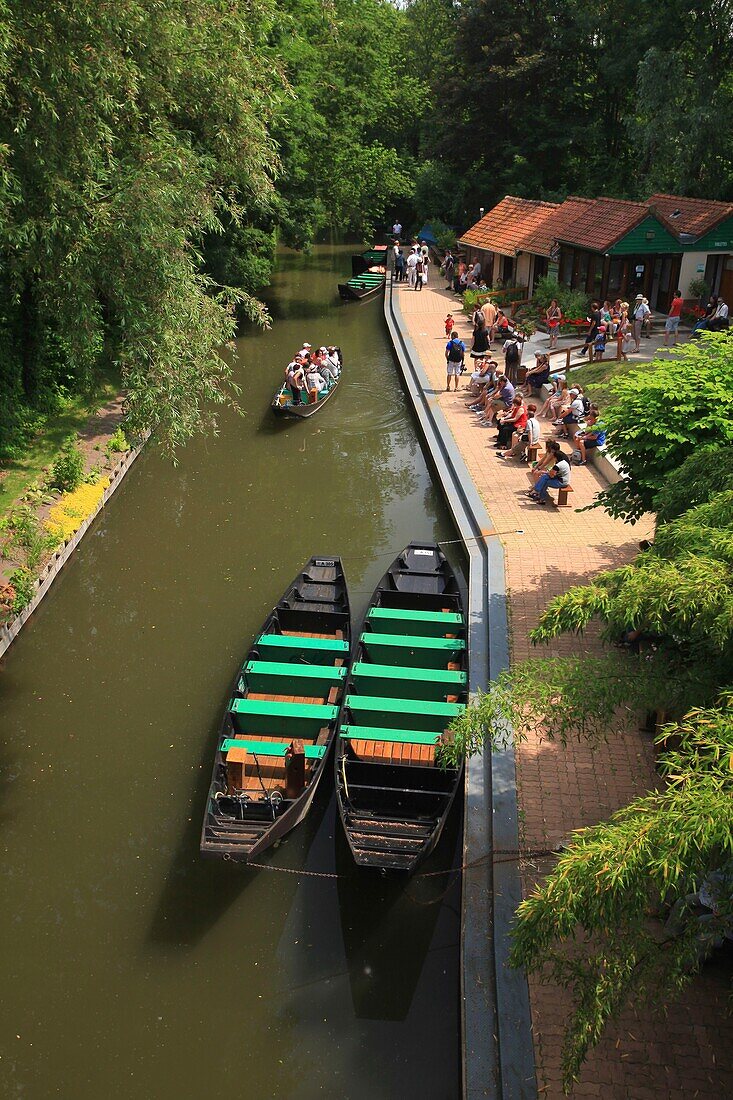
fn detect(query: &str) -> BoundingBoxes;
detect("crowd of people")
[391,238,431,289]
[444,327,607,503]
[283,343,341,406]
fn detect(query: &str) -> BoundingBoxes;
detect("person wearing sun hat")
[631,295,651,352]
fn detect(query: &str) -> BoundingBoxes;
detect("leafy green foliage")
[510,701,733,1089]
[8,566,35,613]
[105,428,128,457]
[0,505,60,571]
[47,438,85,494]
[593,334,733,522]
[654,443,733,523]
[531,276,589,320]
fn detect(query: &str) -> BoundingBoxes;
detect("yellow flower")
[45,479,110,541]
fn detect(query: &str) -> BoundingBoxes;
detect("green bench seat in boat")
[220,738,326,759]
[345,694,464,732]
[366,607,463,637]
[351,661,466,700]
[255,634,349,661]
[339,724,440,746]
[229,698,338,736]
[361,632,465,668]
[242,661,346,694]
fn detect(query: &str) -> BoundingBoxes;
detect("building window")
[559,248,573,287]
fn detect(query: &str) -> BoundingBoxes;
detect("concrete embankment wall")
[383,276,537,1100]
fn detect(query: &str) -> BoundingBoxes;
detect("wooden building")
[460,193,733,309]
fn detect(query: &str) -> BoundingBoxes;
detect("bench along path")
[396,278,733,1099]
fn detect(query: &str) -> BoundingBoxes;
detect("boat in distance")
[271,348,342,419]
[334,542,467,872]
[200,556,351,862]
[338,244,387,301]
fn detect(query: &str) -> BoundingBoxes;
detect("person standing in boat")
[286,359,306,405]
[326,346,341,377]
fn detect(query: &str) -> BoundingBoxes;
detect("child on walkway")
[445,313,455,337]
[593,326,606,361]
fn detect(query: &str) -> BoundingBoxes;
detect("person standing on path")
[392,219,402,238]
[631,294,651,352]
[546,299,562,349]
[443,250,455,289]
[578,301,601,359]
[415,253,425,291]
[664,289,684,346]
[406,247,418,288]
[445,332,465,391]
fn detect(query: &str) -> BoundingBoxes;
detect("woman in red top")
[494,395,526,449]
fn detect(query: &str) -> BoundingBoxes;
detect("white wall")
[516,253,531,290]
[679,252,709,297]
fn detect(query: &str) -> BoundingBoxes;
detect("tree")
[0,0,284,454]
[654,442,733,523]
[592,334,733,522]
[510,701,733,1089]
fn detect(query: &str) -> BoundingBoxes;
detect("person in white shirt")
[557,388,585,441]
[631,295,651,351]
[305,366,325,403]
[710,298,730,331]
[406,248,419,288]
[326,346,341,377]
[392,220,402,237]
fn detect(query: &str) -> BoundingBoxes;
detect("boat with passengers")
[334,542,467,872]
[200,556,351,862]
[272,345,342,419]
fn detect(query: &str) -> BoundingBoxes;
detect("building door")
[651,255,682,311]
[720,256,733,306]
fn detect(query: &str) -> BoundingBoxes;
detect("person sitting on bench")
[528,440,571,505]
[574,407,606,465]
[498,403,540,460]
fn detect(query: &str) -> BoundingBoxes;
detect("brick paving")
[396,276,733,1098]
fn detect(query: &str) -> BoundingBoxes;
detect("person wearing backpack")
[415,254,424,291]
[445,333,465,391]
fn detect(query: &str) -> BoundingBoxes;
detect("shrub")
[654,443,733,523]
[595,333,733,521]
[687,276,709,302]
[532,275,590,320]
[47,436,85,492]
[106,427,128,455]
[0,506,61,570]
[8,566,35,613]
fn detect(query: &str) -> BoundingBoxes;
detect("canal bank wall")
[0,441,145,660]
[384,274,537,1100]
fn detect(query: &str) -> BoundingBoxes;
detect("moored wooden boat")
[334,542,467,872]
[201,556,351,862]
[271,349,342,418]
[337,272,386,301]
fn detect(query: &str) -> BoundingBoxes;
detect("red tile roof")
[528,197,595,256]
[647,193,733,238]
[458,196,560,256]
[553,197,650,252]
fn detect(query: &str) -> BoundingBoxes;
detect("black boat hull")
[335,542,466,873]
[337,279,385,302]
[201,556,351,863]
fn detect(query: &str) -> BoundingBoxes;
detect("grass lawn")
[0,367,121,520]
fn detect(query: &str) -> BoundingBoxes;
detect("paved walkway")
[396,277,733,1098]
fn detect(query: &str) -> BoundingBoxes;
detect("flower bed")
[45,479,110,541]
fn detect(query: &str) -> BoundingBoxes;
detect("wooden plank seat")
[221,738,326,759]
[348,740,435,766]
[557,485,574,506]
[242,660,346,694]
[350,661,466,701]
[361,632,466,669]
[255,633,349,660]
[340,725,440,745]
[229,697,338,737]
[345,694,464,733]
[281,630,341,639]
[366,607,464,637]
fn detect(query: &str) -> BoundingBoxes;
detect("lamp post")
[479,207,485,219]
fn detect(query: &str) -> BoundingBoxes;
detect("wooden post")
[285,740,306,798]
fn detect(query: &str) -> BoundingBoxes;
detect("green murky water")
[0,242,463,1099]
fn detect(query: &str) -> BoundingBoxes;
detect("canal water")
[0,243,464,1099]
